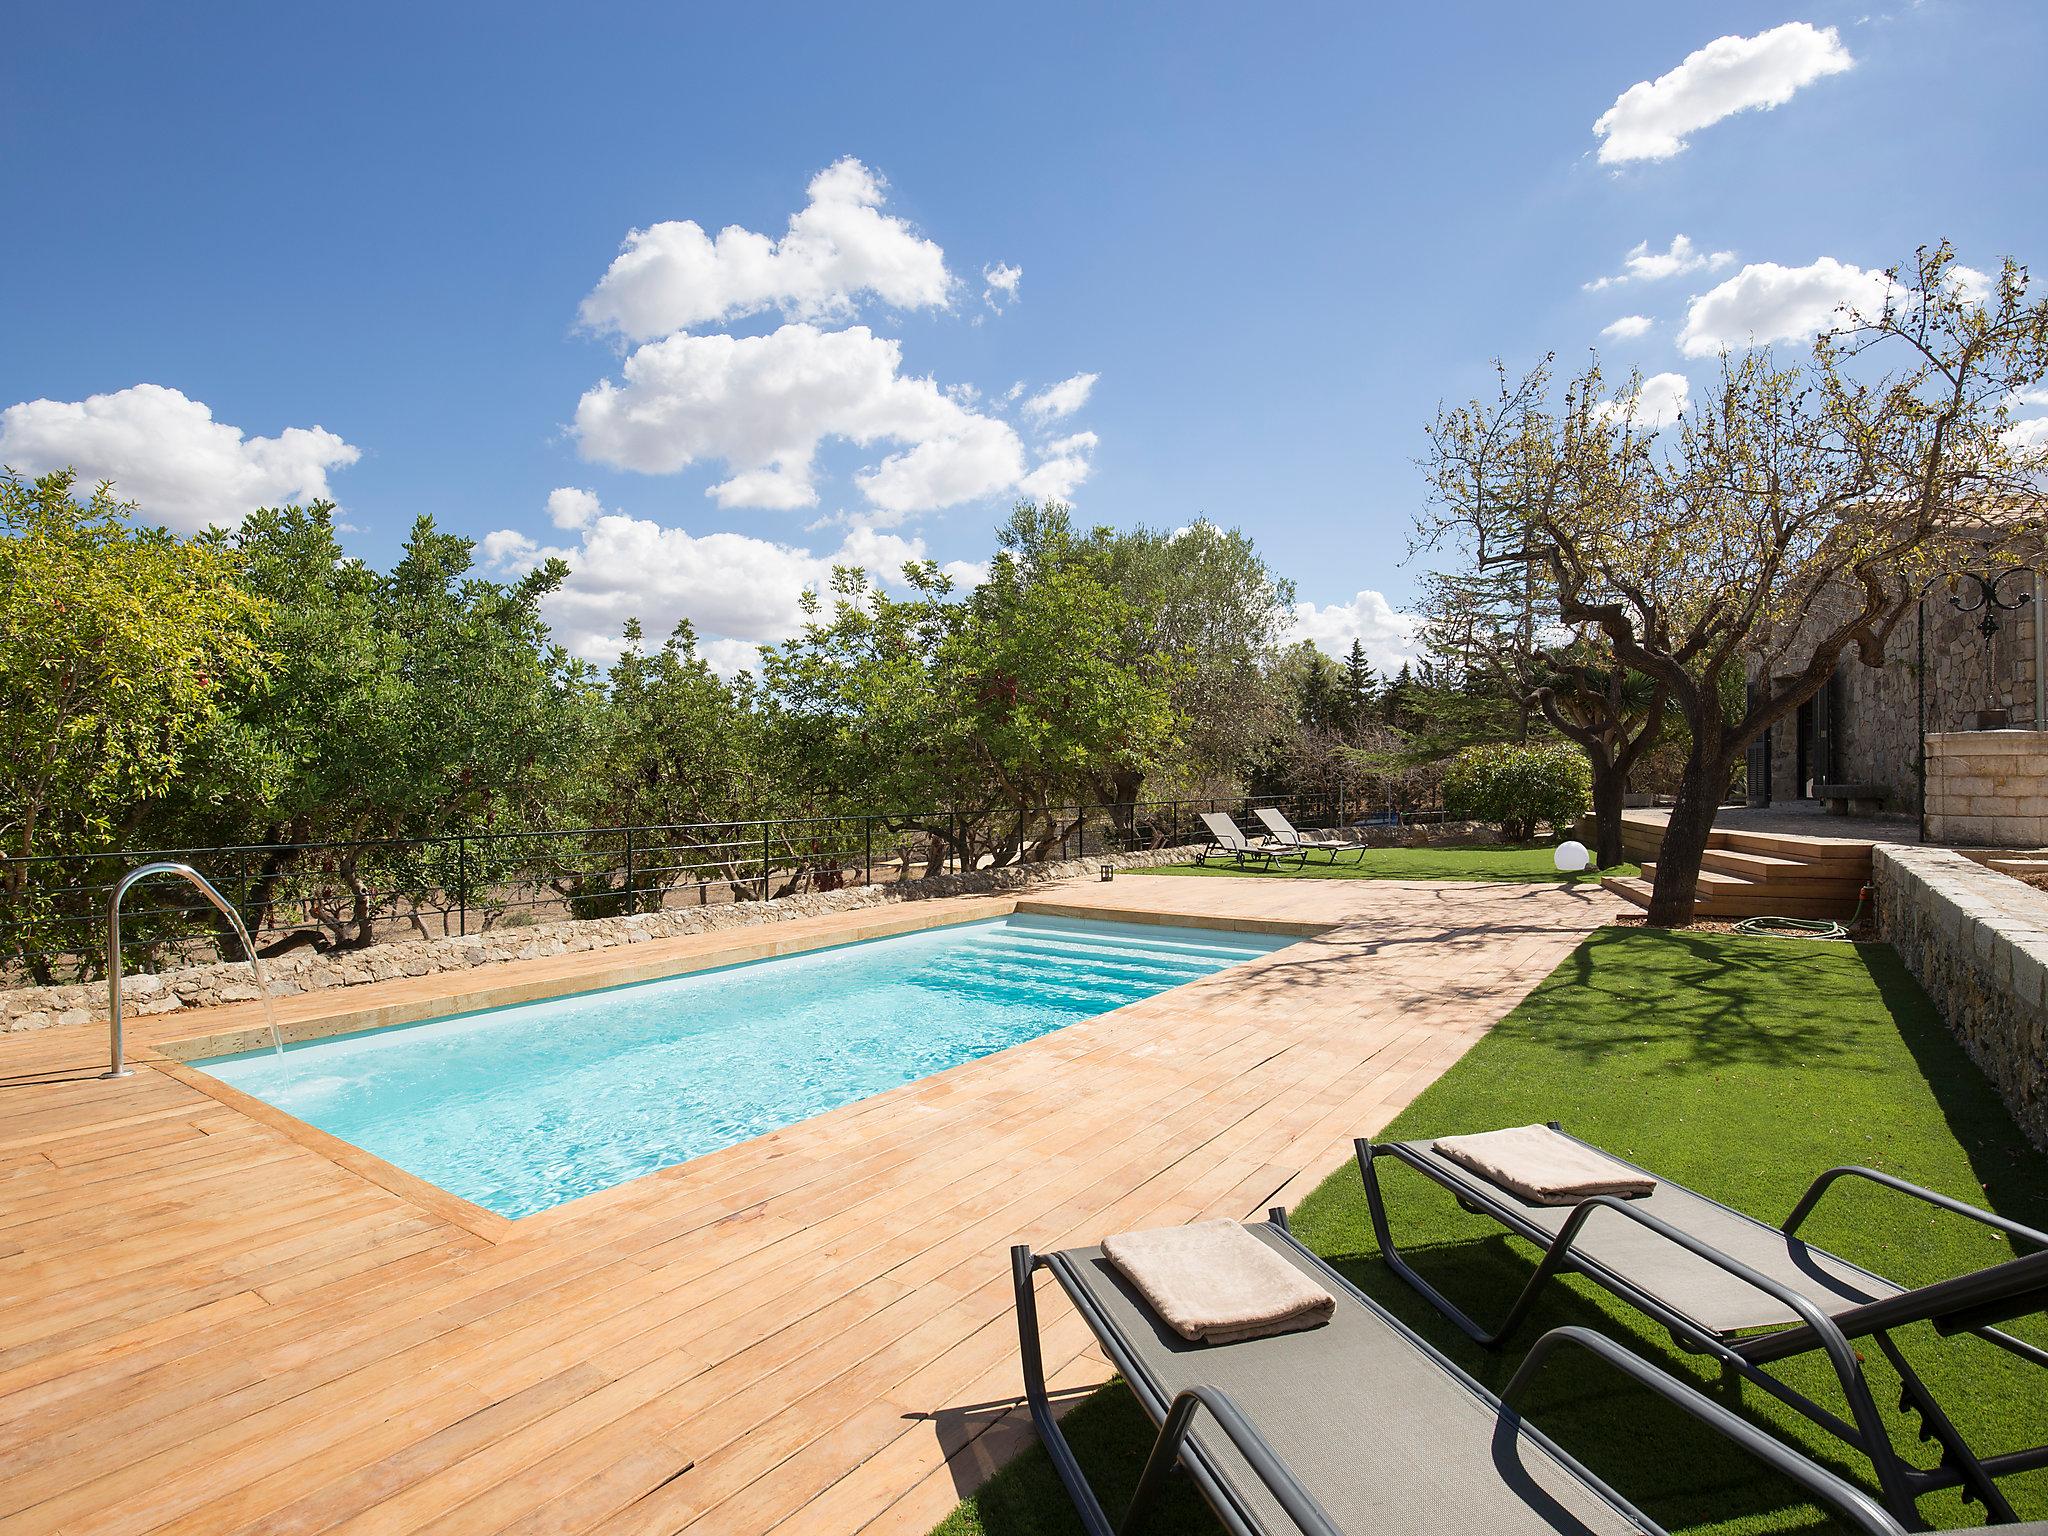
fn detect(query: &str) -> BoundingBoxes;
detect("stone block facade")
[1755,568,2041,811]
[1926,730,2048,846]
[1875,844,2048,1151]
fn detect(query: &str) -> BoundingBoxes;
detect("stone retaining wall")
[1875,843,2048,1150]
[0,846,1201,1034]
[0,819,1519,1036]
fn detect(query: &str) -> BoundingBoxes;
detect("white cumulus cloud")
[1022,371,1098,423]
[1284,590,1423,674]
[1593,371,1690,430]
[482,491,986,669]
[1601,315,1654,340]
[0,383,359,534]
[573,322,1027,516]
[1585,235,1734,291]
[1013,429,1099,503]
[579,157,953,341]
[2005,416,2048,456]
[982,261,1022,312]
[1677,257,1894,357]
[1593,23,1853,164]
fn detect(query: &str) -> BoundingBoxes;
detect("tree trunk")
[338,853,376,949]
[1107,767,1144,847]
[1644,754,1730,926]
[1588,760,1627,870]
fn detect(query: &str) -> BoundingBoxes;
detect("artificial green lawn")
[1135,843,1638,883]
[932,928,2048,1536]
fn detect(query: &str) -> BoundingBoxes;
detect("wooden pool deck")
[0,874,1620,1535]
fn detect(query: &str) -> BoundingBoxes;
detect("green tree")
[1274,641,1347,732]
[763,537,1181,868]
[170,507,595,946]
[0,470,266,975]
[568,618,765,909]
[1341,639,1378,733]
[996,503,1294,815]
[1380,663,1416,729]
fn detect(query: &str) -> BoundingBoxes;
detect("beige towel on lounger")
[1101,1219,1335,1345]
[1432,1125,1655,1206]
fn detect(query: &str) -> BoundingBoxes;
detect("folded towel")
[1102,1219,1335,1345]
[1432,1125,1656,1206]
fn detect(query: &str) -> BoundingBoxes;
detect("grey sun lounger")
[1196,812,1307,869]
[1357,1127,2048,1527]
[1252,807,1365,864]
[1012,1210,1936,1536]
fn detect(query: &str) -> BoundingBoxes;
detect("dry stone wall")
[0,847,1199,1034]
[0,819,1514,1036]
[1875,843,2048,1151]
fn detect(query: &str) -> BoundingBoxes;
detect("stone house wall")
[1757,575,2040,810]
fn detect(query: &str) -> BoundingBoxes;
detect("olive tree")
[1422,245,2048,924]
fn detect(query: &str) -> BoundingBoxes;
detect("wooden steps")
[1608,814,1873,921]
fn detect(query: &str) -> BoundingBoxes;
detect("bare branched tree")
[1419,244,2048,923]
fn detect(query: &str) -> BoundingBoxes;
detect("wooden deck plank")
[0,876,1613,1535]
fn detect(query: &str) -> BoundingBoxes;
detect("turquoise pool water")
[198,914,1292,1218]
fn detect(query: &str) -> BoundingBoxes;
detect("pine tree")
[1341,639,1377,733]
[1382,662,1415,729]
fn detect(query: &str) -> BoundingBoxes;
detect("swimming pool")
[197,913,1294,1218]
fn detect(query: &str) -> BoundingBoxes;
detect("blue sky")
[4,1,2043,672]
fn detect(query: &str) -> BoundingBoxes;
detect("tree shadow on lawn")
[936,927,2048,1536]
[1868,944,2048,1245]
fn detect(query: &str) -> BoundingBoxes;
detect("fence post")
[864,818,873,887]
[623,826,636,916]
[761,821,772,903]
[456,835,468,937]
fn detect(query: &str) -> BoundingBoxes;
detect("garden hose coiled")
[1731,884,1870,942]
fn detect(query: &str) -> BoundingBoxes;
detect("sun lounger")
[1012,1209,1917,1536]
[1196,812,1307,869]
[1252,807,1365,864]
[1356,1126,2048,1525]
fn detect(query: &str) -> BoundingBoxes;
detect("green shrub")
[1442,741,1590,841]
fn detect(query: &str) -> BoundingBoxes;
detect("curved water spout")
[106,861,282,1079]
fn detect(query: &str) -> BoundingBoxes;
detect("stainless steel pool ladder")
[105,861,282,1078]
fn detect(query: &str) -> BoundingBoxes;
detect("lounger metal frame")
[1356,1127,2048,1528]
[1193,813,1308,871]
[1249,808,1367,866]
[1012,1208,1906,1536]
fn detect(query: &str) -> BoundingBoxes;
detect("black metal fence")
[1,790,1411,984]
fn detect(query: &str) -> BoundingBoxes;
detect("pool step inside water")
[197,913,1295,1219]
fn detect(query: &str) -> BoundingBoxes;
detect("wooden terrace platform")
[0,875,1618,1535]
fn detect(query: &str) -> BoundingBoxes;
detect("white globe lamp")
[1553,840,1591,874]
